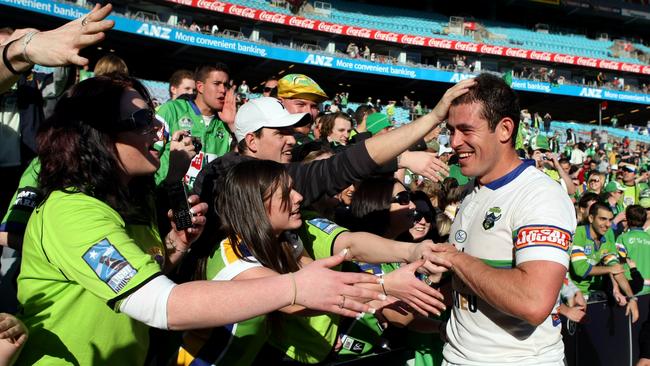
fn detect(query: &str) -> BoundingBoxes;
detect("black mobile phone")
[166,181,194,230]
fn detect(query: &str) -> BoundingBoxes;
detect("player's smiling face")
[448,102,502,184]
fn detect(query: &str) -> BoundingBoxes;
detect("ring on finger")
[338,295,346,309]
[81,17,89,27]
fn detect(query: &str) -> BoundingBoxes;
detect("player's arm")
[439,248,565,326]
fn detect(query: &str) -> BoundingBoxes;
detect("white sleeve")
[119,275,177,330]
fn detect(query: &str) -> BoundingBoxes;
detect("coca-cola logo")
[454,41,478,53]
[228,5,256,18]
[504,48,529,58]
[479,45,503,55]
[345,26,372,38]
[552,54,575,64]
[170,0,192,5]
[576,57,598,67]
[620,63,641,73]
[427,38,453,49]
[641,66,650,75]
[599,60,620,70]
[529,51,552,61]
[374,31,399,43]
[400,34,425,46]
[288,16,316,29]
[259,11,286,24]
[317,22,344,34]
[197,0,226,12]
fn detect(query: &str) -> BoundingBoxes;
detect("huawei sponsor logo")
[228,5,256,18]
[345,26,372,38]
[317,22,344,34]
[259,11,286,24]
[196,0,226,12]
[400,34,426,46]
[373,31,399,43]
[288,16,316,29]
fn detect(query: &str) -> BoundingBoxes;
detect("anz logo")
[136,24,172,40]
[304,54,333,67]
[579,88,603,98]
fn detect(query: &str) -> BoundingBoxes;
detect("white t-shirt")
[443,160,576,366]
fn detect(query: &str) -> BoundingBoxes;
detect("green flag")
[502,70,513,86]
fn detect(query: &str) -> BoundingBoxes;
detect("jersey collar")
[188,99,202,116]
[484,159,534,190]
[584,224,608,244]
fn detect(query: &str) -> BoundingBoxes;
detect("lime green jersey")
[1,158,40,233]
[155,98,232,189]
[268,212,347,364]
[17,191,163,365]
[569,225,619,295]
[616,228,650,295]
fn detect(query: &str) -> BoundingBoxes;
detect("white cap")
[438,146,453,155]
[234,97,311,142]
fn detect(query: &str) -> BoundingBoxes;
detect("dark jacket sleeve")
[640,300,650,359]
[288,140,378,207]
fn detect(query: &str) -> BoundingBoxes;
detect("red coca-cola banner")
[167,0,650,75]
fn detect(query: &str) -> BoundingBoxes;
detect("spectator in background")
[189,21,201,32]
[237,80,250,101]
[155,63,235,189]
[262,76,278,97]
[168,69,195,100]
[319,112,353,146]
[277,74,328,145]
[543,112,552,133]
[615,205,650,296]
[601,181,626,235]
[362,44,370,59]
[93,54,128,76]
[210,24,219,35]
[570,142,587,165]
[346,42,359,58]
[353,104,375,133]
[569,202,639,322]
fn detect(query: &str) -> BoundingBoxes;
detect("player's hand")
[383,260,446,316]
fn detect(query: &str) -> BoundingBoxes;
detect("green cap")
[366,113,392,135]
[604,181,625,193]
[530,135,550,151]
[277,74,328,102]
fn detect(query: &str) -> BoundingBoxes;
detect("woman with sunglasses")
[15,75,383,366]
[179,160,446,365]
[337,176,447,363]
[576,171,605,197]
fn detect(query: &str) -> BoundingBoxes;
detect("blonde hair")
[94,54,129,76]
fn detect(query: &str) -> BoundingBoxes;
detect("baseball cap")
[529,135,550,151]
[366,113,392,135]
[277,74,328,103]
[640,188,650,208]
[622,165,638,173]
[604,181,625,193]
[234,97,311,142]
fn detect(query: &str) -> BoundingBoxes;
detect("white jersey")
[443,161,576,366]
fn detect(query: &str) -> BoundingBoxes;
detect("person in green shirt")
[16,74,384,366]
[155,63,236,189]
[615,205,650,296]
[569,202,639,321]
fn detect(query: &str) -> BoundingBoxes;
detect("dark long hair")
[36,73,155,222]
[217,160,301,274]
[346,176,403,236]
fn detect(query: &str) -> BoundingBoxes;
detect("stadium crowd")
[0,4,650,366]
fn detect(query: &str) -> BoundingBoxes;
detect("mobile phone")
[190,136,202,153]
[166,181,194,230]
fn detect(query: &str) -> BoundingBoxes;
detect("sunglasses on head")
[390,191,411,205]
[117,109,156,134]
[413,210,432,223]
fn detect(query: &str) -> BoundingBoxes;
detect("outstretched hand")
[25,3,114,67]
[294,250,385,318]
[383,260,446,316]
